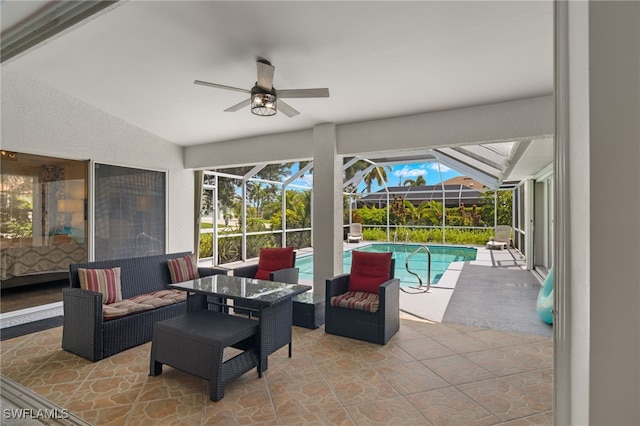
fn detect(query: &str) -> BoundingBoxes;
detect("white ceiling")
[2,1,553,148]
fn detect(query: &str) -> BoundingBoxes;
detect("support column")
[312,124,343,296]
[557,1,640,425]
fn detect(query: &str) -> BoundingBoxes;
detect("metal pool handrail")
[405,245,431,292]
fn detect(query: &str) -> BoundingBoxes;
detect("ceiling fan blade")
[277,100,300,118]
[194,80,250,94]
[224,98,251,112]
[256,60,275,90]
[277,88,330,98]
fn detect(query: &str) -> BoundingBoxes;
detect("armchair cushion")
[167,253,200,283]
[78,267,122,304]
[330,290,379,313]
[348,251,392,294]
[255,247,294,280]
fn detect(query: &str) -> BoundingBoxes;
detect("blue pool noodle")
[537,267,554,325]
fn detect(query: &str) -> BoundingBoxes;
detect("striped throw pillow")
[167,254,200,283]
[78,267,122,304]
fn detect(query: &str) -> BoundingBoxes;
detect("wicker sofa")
[62,252,226,361]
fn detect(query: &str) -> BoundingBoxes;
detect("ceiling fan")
[194,59,329,117]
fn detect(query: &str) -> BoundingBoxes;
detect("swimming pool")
[297,243,477,286]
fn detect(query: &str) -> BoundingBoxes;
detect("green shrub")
[199,233,213,258]
[361,226,492,246]
[362,227,388,241]
[218,236,241,263]
[357,206,387,225]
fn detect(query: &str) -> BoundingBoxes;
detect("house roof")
[356,180,486,207]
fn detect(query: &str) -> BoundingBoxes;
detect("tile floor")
[0,313,552,425]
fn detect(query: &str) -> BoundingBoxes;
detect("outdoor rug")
[442,264,552,337]
[0,316,63,341]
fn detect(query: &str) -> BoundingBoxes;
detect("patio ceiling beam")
[205,170,243,180]
[243,164,266,181]
[454,145,510,171]
[343,156,362,170]
[284,162,314,187]
[502,139,533,179]
[1,1,120,63]
[436,147,503,177]
[432,149,501,189]
[343,164,375,190]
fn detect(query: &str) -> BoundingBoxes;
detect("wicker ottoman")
[150,310,259,401]
[292,292,325,329]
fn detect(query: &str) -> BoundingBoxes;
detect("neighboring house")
[356,176,488,208]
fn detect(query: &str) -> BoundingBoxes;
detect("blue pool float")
[536,267,554,325]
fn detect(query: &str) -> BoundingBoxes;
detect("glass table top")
[170,274,311,305]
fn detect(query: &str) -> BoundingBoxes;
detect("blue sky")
[287,161,462,193]
[359,162,461,193]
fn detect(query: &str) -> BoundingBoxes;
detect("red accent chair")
[325,250,399,345]
[232,247,298,283]
[232,247,299,315]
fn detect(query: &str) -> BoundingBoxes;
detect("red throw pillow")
[78,267,122,304]
[348,251,392,294]
[254,247,294,280]
[167,254,200,283]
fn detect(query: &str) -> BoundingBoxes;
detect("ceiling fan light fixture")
[251,88,277,116]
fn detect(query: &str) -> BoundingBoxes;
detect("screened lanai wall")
[196,140,552,276]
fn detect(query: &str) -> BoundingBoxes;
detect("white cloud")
[430,163,452,173]
[284,172,313,187]
[393,164,429,179]
[296,173,313,186]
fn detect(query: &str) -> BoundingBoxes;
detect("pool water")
[297,243,477,286]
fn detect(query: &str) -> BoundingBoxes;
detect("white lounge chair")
[486,225,512,250]
[347,223,363,243]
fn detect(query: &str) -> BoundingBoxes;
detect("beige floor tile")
[375,361,449,395]
[321,366,398,406]
[405,386,501,426]
[462,348,533,377]
[0,317,553,426]
[202,375,277,425]
[394,336,455,360]
[268,376,342,418]
[500,369,553,407]
[345,396,432,425]
[500,411,553,425]
[277,408,355,426]
[458,377,550,422]
[431,332,493,353]
[421,354,495,385]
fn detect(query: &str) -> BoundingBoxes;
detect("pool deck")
[398,244,528,322]
[209,241,530,323]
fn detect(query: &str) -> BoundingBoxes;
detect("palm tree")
[362,165,391,193]
[403,175,426,186]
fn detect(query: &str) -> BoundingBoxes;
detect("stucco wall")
[1,70,195,255]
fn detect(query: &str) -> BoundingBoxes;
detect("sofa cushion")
[167,254,200,283]
[102,304,129,321]
[102,289,187,321]
[255,247,294,280]
[331,290,379,313]
[103,299,154,320]
[78,267,123,304]
[348,251,392,294]
[149,289,188,303]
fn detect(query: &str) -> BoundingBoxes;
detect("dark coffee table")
[170,275,311,372]
[292,292,325,329]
